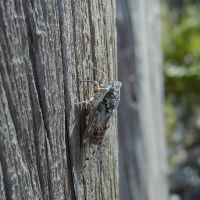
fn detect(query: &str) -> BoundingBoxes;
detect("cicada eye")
[110,87,115,92]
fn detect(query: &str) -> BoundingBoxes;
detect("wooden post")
[117,0,169,200]
[0,0,118,199]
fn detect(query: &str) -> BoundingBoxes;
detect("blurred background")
[116,0,200,200]
[163,1,200,200]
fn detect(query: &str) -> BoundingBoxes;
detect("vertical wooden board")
[117,0,168,200]
[0,0,118,199]
[0,160,6,199]
[0,1,49,199]
[63,0,119,199]
[0,0,69,199]
[22,1,69,199]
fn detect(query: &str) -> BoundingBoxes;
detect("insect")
[75,67,122,167]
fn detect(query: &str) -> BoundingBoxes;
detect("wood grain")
[0,0,118,199]
[117,0,169,200]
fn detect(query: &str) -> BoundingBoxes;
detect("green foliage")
[165,99,176,145]
[162,1,200,107]
[162,1,200,138]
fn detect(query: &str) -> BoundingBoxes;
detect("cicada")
[75,67,122,167]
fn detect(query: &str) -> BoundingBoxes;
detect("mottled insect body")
[75,67,122,167]
[84,81,121,145]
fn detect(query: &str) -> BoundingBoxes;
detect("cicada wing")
[93,137,108,166]
[82,86,112,144]
[82,104,100,144]
[82,136,108,169]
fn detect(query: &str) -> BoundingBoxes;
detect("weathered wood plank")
[0,0,118,199]
[117,0,169,200]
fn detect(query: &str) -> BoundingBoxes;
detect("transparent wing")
[82,88,109,144]
[82,136,108,169]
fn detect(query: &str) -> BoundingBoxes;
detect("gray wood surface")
[0,0,118,199]
[117,0,169,200]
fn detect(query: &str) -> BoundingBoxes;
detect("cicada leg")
[73,99,92,105]
[93,67,106,85]
[74,67,107,105]
[78,77,100,93]
[73,76,98,105]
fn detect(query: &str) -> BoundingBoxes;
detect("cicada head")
[109,81,122,93]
